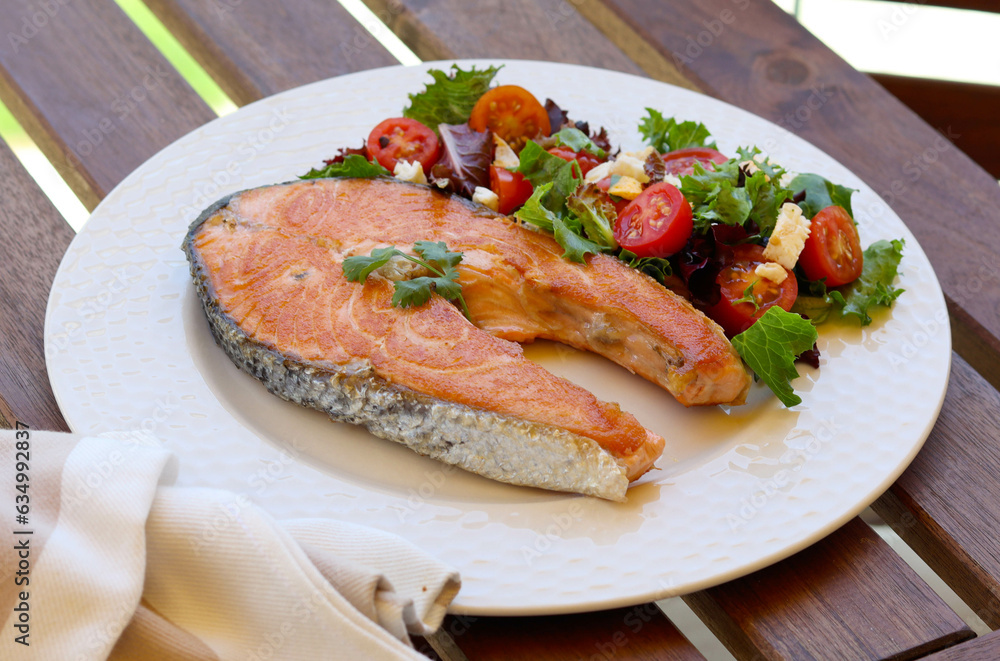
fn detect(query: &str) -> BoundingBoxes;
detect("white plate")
[45,60,951,615]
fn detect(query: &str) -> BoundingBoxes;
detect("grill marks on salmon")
[184,177,748,501]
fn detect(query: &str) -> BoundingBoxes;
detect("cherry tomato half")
[704,244,798,337]
[547,146,604,176]
[469,85,551,150]
[798,205,864,287]
[489,166,534,215]
[366,117,440,174]
[613,182,693,258]
[661,147,728,176]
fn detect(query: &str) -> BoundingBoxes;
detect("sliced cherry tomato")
[613,182,693,258]
[366,117,440,174]
[798,205,863,287]
[546,146,603,176]
[704,244,798,336]
[661,147,728,176]
[469,85,551,150]
[594,177,629,215]
[489,166,534,215]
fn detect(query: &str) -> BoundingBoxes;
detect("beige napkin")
[0,430,460,660]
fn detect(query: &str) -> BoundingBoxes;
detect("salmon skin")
[182,177,747,500]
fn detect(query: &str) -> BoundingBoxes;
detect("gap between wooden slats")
[871,353,1000,631]
[0,0,215,210]
[584,0,1000,393]
[683,517,973,661]
[142,0,399,106]
[0,138,72,432]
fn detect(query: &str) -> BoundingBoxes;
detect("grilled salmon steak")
[183,177,749,501]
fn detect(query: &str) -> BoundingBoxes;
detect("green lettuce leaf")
[514,182,560,232]
[552,127,606,157]
[516,140,582,211]
[732,307,819,407]
[792,239,905,326]
[300,154,389,180]
[789,173,857,219]
[638,108,717,152]
[679,147,792,236]
[403,65,501,131]
[552,216,606,263]
[618,250,673,283]
[827,239,905,325]
[566,184,617,249]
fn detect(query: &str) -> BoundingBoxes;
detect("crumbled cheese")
[762,202,811,269]
[584,155,650,184]
[472,186,499,212]
[663,173,682,188]
[754,262,788,284]
[623,145,655,162]
[493,135,519,169]
[608,176,643,200]
[393,160,427,184]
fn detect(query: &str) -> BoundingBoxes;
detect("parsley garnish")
[342,242,471,319]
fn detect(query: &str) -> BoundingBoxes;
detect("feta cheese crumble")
[762,202,810,270]
[393,160,427,185]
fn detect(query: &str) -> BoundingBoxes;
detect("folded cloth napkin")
[0,430,460,660]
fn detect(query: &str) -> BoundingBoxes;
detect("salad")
[301,64,905,407]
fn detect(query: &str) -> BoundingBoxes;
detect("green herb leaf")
[732,307,819,407]
[516,141,582,211]
[679,147,793,237]
[515,182,561,232]
[342,245,400,281]
[566,184,618,249]
[552,216,606,263]
[638,108,717,152]
[734,280,761,311]
[403,65,501,132]
[300,154,390,180]
[792,239,905,326]
[618,249,673,283]
[827,239,905,325]
[340,243,470,319]
[789,173,857,219]
[552,127,606,158]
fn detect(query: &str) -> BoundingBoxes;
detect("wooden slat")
[871,74,1000,179]
[590,0,1000,389]
[922,630,1000,660]
[0,0,215,209]
[871,353,1000,630]
[357,0,693,87]
[0,138,72,432]
[142,0,399,106]
[683,517,973,660]
[445,606,705,660]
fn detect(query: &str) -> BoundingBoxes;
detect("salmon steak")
[182,177,750,501]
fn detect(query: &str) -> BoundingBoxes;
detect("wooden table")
[2,1,999,658]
